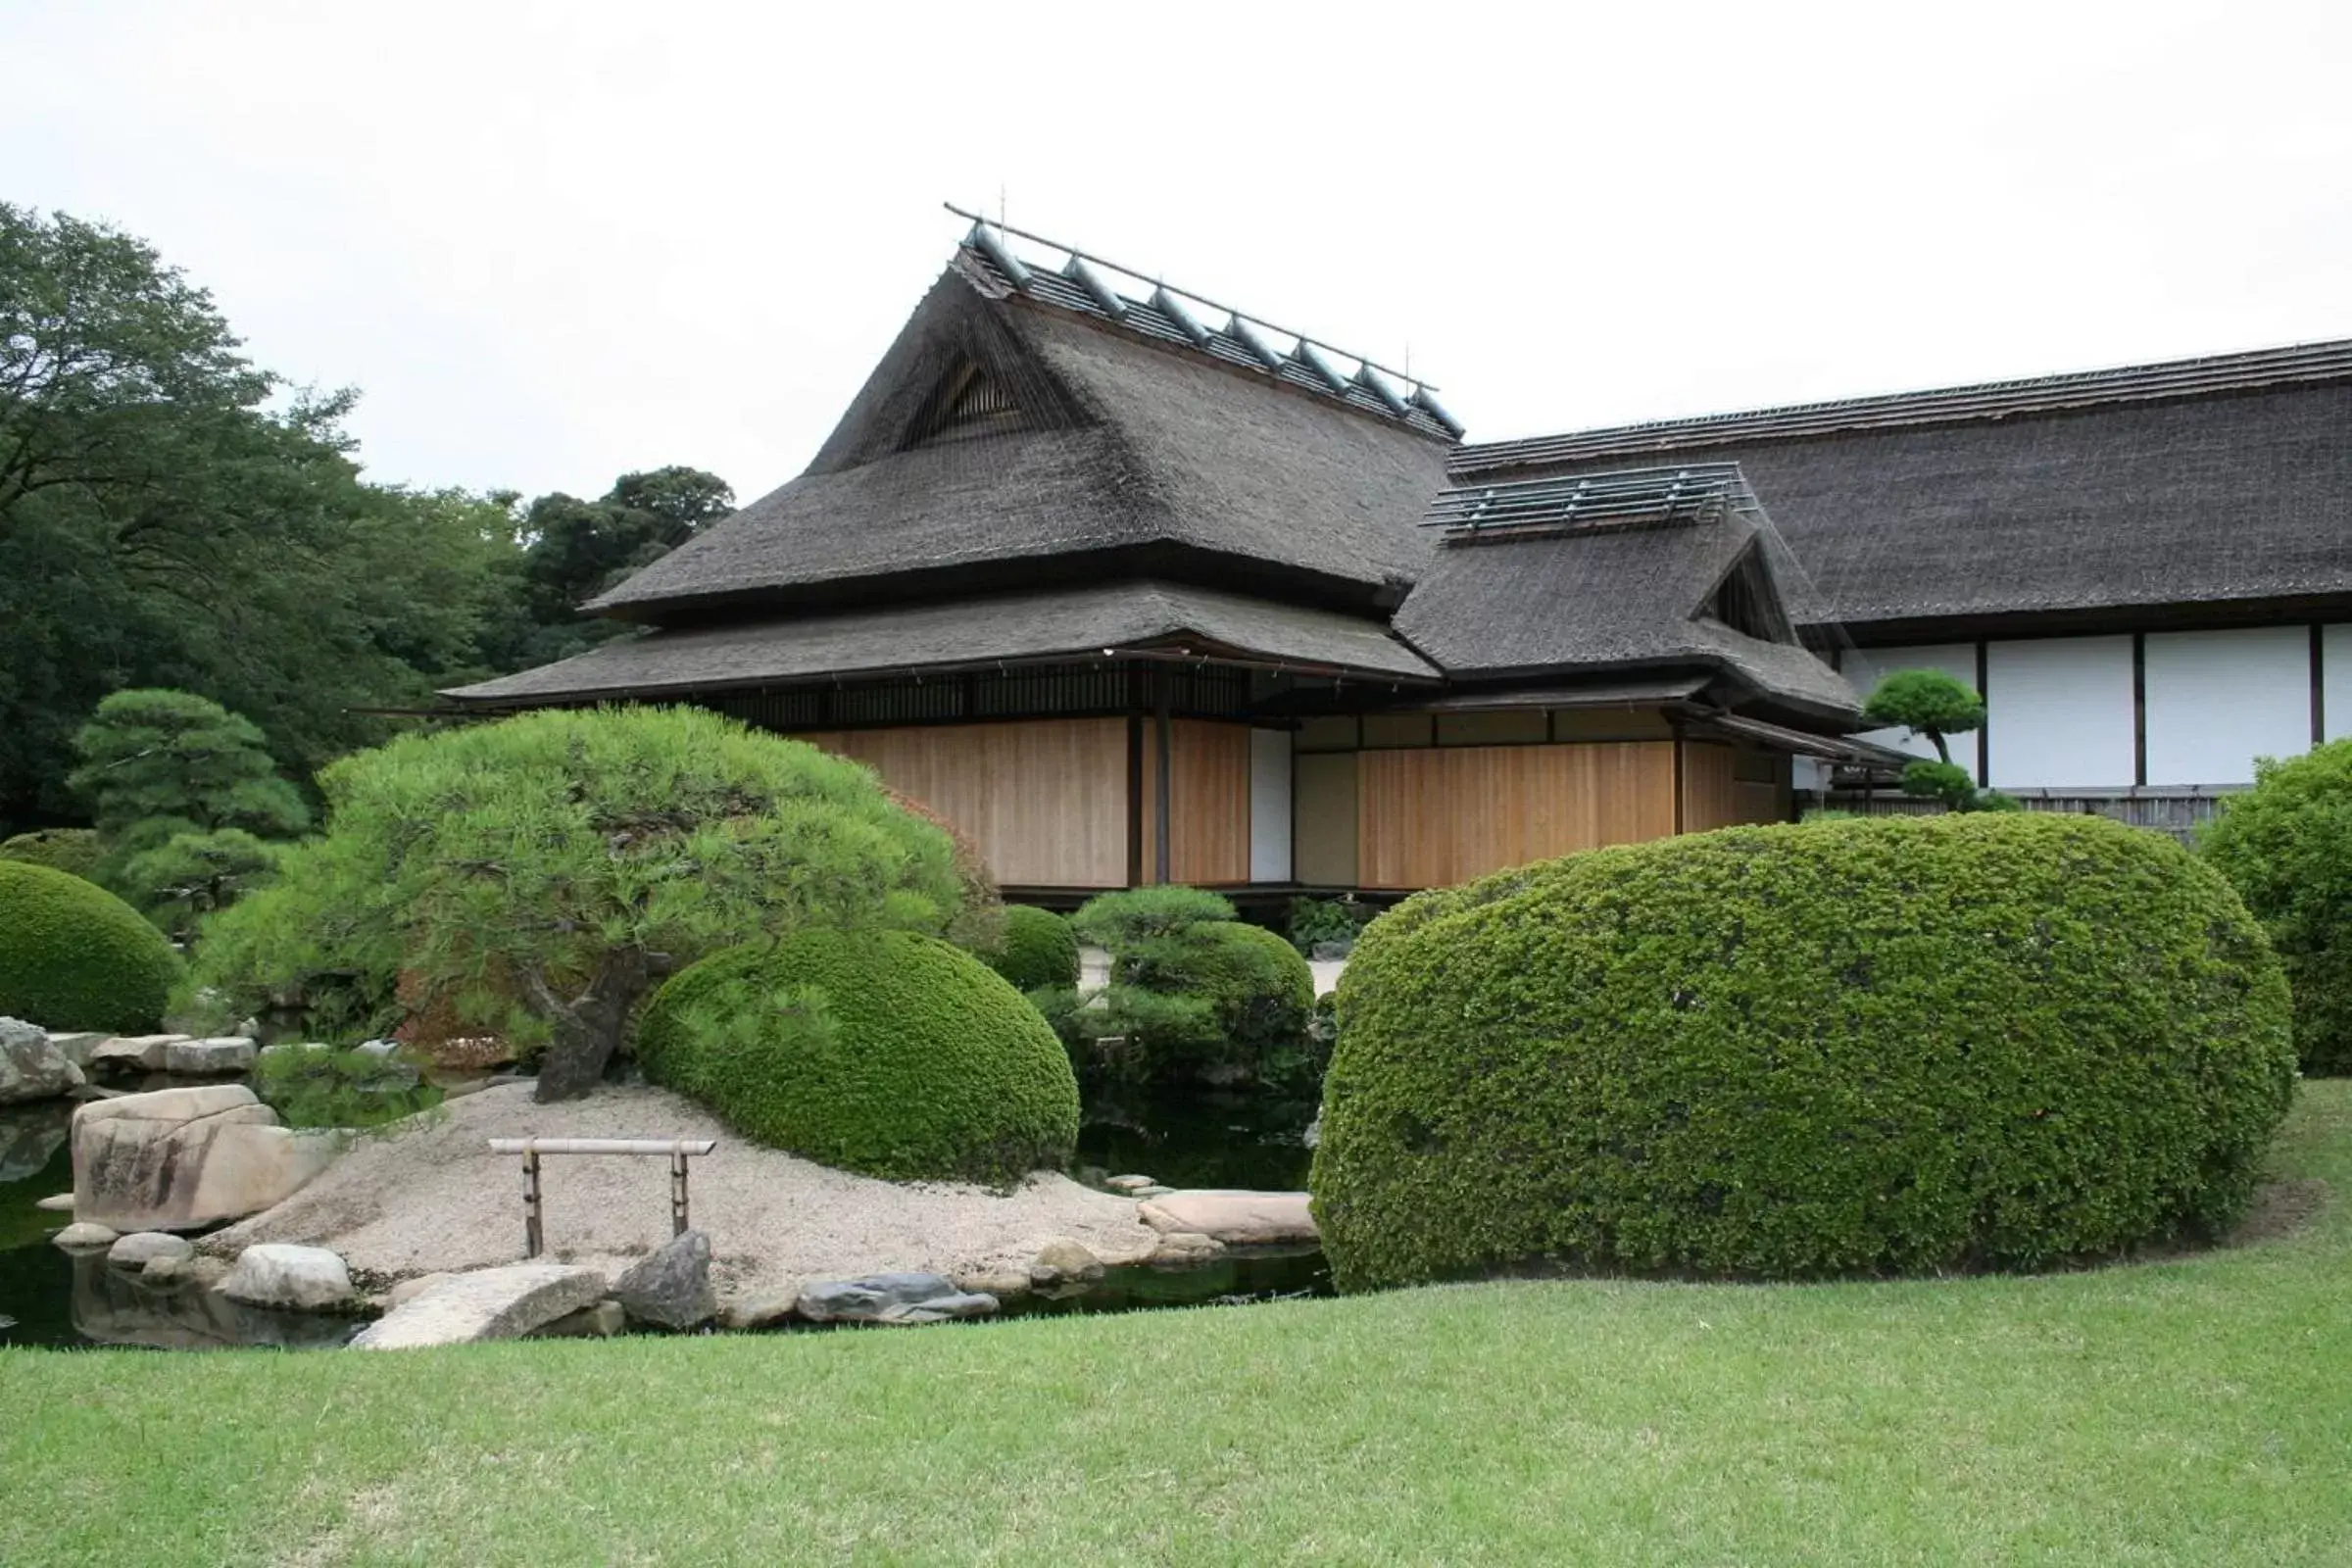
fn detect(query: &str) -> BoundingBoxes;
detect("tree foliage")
[187,707,970,1102]
[491,466,733,668]
[0,203,525,825]
[69,688,308,933]
[1862,669,1985,754]
[1863,669,2006,811]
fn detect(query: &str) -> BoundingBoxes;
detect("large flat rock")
[162,1038,256,1076]
[350,1264,609,1349]
[72,1085,340,1231]
[1136,1190,1319,1245]
[89,1035,192,1073]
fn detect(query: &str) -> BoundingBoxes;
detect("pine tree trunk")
[531,949,653,1103]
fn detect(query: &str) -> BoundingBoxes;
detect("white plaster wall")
[1839,644,1978,762]
[1249,728,1293,883]
[1984,636,2135,790]
[2327,624,2352,742]
[2143,626,2312,786]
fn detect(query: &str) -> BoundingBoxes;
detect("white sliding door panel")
[1249,728,1293,883]
[2144,627,2311,786]
[1984,637,2134,790]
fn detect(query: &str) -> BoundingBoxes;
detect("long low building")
[450,220,2352,893]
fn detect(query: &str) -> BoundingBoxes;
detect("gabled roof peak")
[947,206,1461,441]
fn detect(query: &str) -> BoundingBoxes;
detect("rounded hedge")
[1189,920,1315,1050]
[1312,813,2296,1291]
[979,905,1081,992]
[0,858,185,1032]
[0,828,102,882]
[637,928,1079,1184]
[2201,738,2352,1074]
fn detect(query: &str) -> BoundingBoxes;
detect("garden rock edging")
[352,1263,609,1348]
[797,1272,1000,1325]
[220,1244,355,1311]
[614,1229,716,1329]
[0,1017,85,1104]
[71,1085,341,1231]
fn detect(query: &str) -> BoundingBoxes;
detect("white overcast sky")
[6,1,2349,504]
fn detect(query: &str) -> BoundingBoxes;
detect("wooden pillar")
[1152,671,1173,884]
[1126,711,1145,887]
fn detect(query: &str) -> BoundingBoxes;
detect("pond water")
[1075,1086,1318,1192]
[0,1101,357,1351]
[0,1081,1330,1350]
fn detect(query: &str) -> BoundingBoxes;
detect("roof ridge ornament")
[945,203,1462,440]
[1422,462,1751,543]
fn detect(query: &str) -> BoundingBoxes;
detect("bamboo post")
[521,1148,544,1260]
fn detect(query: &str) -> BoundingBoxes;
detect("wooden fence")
[1821,788,2236,846]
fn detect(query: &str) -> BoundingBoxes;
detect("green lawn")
[7,1086,2350,1567]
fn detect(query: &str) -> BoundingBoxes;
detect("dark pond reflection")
[0,1101,355,1351]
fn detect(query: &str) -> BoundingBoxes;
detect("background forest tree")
[0,203,731,828]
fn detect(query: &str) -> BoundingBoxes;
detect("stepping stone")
[351,1264,608,1349]
[107,1231,193,1269]
[797,1272,999,1325]
[220,1244,355,1311]
[1137,1190,1319,1245]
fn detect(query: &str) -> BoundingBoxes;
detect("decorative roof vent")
[906,365,1026,448]
[1422,463,1749,545]
[946,205,1461,442]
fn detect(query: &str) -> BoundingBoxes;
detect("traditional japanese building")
[449,219,2352,892]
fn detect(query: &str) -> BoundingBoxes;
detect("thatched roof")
[1395,466,1860,723]
[1452,340,2352,633]
[585,247,1455,622]
[444,580,1436,707]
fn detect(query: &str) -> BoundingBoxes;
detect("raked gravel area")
[205,1083,1165,1312]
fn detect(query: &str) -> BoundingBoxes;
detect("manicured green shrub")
[0,858,185,1032]
[1190,921,1315,1051]
[0,828,101,881]
[2203,738,2352,1074]
[978,905,1080,992]
[637,929,1079,1185]
[1052,888,1316,1085]
[1314,814,2296,1291]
